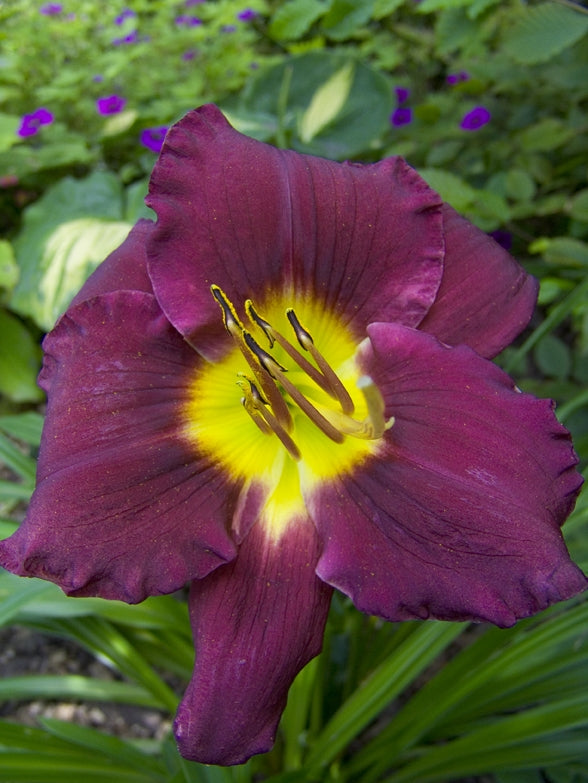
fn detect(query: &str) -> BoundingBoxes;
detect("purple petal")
[417,204,538,358]
[146,104,444,359]
[0,291,237,602]
[311,323,586,627]
[69,219,154,308]
[174,517,332,765]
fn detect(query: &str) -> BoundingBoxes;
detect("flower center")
[183,287,391,539]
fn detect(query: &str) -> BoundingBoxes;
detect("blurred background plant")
[1,1,588,781]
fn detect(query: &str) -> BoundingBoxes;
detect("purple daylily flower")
[461,106,491,130]
[17,107,54,137]
[1,104,585,766]
[96,95,126,115]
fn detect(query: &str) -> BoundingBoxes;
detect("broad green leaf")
[268,0,328,41]
[502,3,588,64]
[569,188,588,223]
[373,0,404,18]
[517,119,574,152]
[505,169,536,202]
[12,216,131,330]
[534,334,572,380]
[0,239,18,290]
[240,53,391,159]
[320,0,375,40]
[0,113,20,152]
[417,0,473,11]
[298,62,355,142]
[10,170,129,329]
[0,308,43,402]
[417,168,476,212]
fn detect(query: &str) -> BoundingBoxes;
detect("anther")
[287,308,355,416]
[240,377,301,461]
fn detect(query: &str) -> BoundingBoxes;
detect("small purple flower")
[222,24,237,33]
[182,49,198,61]
[175,14,203,26]
[460,106,491,131]
[395,86,410,105]
[40,2,62,14]
[140,126,169,153]
[237,8,257,21]
[17,107,54,138]
[93,75,104,83]
[96,95,127,115]
[390,107,412,127]
[185,0,205,4]
[112,30,139,45]
[114,8,136,25]
[447,70,470,86]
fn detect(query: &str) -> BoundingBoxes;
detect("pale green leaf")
[298,62,355,142]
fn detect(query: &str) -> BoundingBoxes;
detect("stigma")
[211,285,392,461]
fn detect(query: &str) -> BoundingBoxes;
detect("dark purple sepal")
[146,104,444,359]
[174,517,332,765]
[69,219,155,310]
[0,291,237,602]
[418,204,539,358]
[311,323,586,627]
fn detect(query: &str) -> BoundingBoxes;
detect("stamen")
[212,286,292,430]
[245,333,345,445]
[287,308,355,416]
[240,377,301,461]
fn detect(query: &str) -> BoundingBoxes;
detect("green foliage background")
[1,1,587,781]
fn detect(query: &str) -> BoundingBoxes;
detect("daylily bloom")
[0,104,585,766]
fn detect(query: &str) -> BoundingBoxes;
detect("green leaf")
[417,168,476,212]
[10,170,131,329]
[320,0,375,40]
[0,239,18,291]
[569,188,588,222]
[40,718,167,777]
[304,622,466,776]
[12,216,131,330]
[373,0,405,19]
[0,309,43,402]
[298,62,355,142]
[268,0,328,41]
[502,3,588,64]
[505,169,536,202]
[0,113,20,152]
[0,430,36,483]
[534,334,572,380]
[0,411,44,446]
[240,53,392,159]
[0,675,161,708]
[517,119,574,152]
